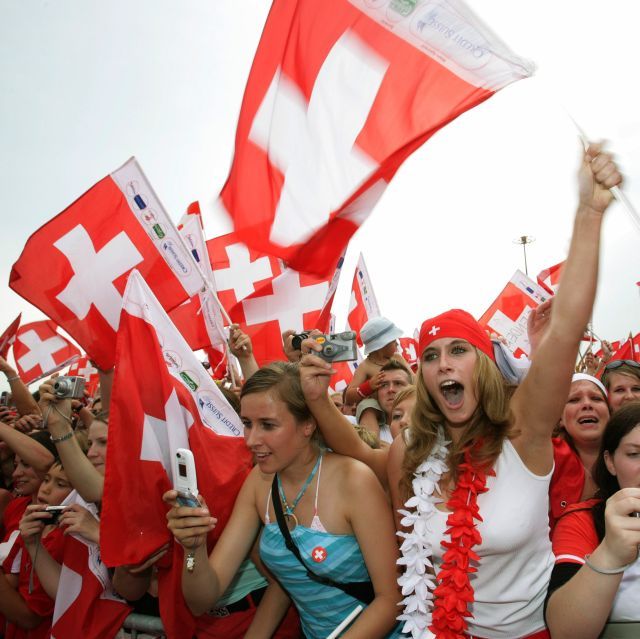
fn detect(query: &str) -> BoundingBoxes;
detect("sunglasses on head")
[604,359,640,371]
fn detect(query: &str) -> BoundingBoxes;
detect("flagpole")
[566,114,640,233]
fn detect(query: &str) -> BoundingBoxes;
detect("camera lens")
[53,379,70,397]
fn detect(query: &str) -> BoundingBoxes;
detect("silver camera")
[293,331,358,362]
[53,376,86,399]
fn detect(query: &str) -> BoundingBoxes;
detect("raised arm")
[299,351,389,486]
[0,356,40,416]
[0,422,54,475]
[228,323,259,381]
[39,380,104,502]
[511,144,622,473]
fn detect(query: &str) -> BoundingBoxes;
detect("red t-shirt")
[549,439,586,533]
[551,499,600,565]
[4,526,65,639]
[1,496,31,540]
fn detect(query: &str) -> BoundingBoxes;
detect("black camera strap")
[270,475,374,605]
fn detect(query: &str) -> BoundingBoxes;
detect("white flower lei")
[396,429,449,639]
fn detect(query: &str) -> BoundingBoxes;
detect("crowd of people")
[0,144,638,639]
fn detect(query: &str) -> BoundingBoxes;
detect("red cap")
[418,309,495,362]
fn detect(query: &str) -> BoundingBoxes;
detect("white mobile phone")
[174,448,200,508]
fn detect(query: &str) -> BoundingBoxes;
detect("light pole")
[513,235,535,275]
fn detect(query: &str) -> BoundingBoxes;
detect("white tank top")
[611,558,640,621]
[428,439,554,639]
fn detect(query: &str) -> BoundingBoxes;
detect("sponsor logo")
[161,240,192,276]
[163,350,182,370]
[196,391,242,437]
[152,224,166,239]
[142,209,158,225]
[410,3,492,70]
[179,371,199,391]
[388,0,417,17]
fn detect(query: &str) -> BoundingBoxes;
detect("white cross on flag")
[478,270,551,359]
[10,158,206,371]
[346,253,380,346]
[219,0,533,276]
[206,232,341,366]
[398,337,419,371]
[537,260,564,295]
[51,491,131,639]
[12,320,80,385]
[0,313,21,360]
[100,270,252,638]
[329,360,356,396]
[67,355,100,397]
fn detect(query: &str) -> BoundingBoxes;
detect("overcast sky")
[2,0,640,390]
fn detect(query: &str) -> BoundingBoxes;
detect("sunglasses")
[604,359,640,371]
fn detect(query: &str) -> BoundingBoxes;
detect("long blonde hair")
[400,350,513,500]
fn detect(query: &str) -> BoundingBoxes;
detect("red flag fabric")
[536,260,564,295]
[398,336,419,371]
[478,270,551,359]
[219,0,533,276]
[0,314,21,360]
[101,271,251,638]
[12,320,80,385]
[206,232,339,366]
[608,333,640,364]
[67,355,100,397]
[9,158,205,370]
[51,492,131,639]
[329,360,356,395]
[346,253,380,346]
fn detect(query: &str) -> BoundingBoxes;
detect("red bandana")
[418,309,495,362]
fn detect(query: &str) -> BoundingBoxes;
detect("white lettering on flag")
[214,243,272,300]
[139,389,192,483]
[17,330,67,373]
[54,225,143,331]
[249,31,388,246]
[242,271,328,333]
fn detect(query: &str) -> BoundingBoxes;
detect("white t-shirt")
[428,439,554,639]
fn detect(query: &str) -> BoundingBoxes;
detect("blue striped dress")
[260,523,403,638]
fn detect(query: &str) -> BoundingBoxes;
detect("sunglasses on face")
[604,359,640,371]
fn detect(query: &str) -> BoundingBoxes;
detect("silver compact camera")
[53,376,86,399]
[293,331,358,362]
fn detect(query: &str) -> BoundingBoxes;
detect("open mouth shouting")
[440,380,465,409]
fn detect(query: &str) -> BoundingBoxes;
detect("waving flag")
[608,333,640,364]
[101,271,252,638]
[0,314,21,359]
[537,260,564,295]
[206,232,340,365]
[329,360,356,395]
[398,336,419,371]
[51,492,131,639]
[10,158,205,370]
[12,320,80,385]
[347,253,380,346]
[67,355,100,397]
[478,270,551,359]
[219,0,533,275]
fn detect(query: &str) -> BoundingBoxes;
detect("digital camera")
[44,505,66,525]
[292,331,358,363]
[53,376,86,399]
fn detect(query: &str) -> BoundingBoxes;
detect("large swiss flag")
[220,0,533,275]
[101,271,251,638]
[10,158,204,370]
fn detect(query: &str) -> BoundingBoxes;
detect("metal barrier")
[120,613,166,638]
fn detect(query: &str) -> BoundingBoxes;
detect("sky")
[1,0,640,391]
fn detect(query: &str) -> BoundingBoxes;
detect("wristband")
[186,550,196,573]
[5,375,19,383]
[584,553,636,575]
[357,380,373,398]
[50,431,74,444]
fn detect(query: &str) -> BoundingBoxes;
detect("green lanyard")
[277,454,322,516]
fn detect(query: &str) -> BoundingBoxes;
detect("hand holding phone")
[173,448,200,508]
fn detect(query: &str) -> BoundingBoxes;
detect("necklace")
[277,454,322,531]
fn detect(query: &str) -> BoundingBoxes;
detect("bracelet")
[584,553,636,575]
[186,550,196,573]
[5,375,19,383]
[357,380,373,398]
[50,431,74,444]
